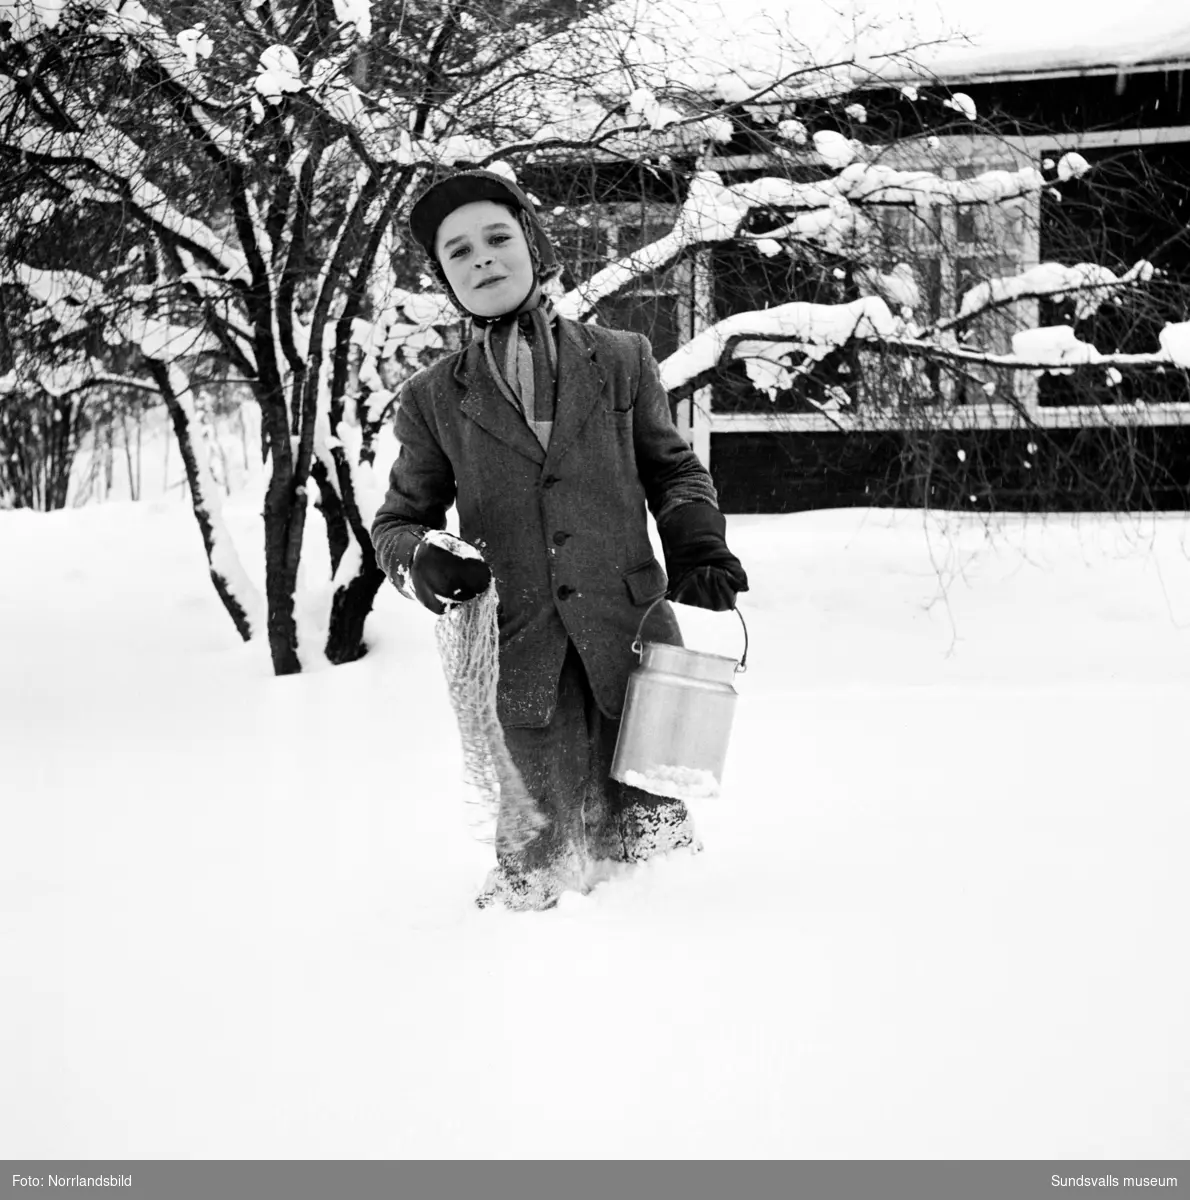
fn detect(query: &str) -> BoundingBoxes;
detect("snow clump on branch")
[660,296,898,392]
[1011,326,1100,371]
[942,93,977,120]
[627,87,682,131]
[332,0,372,40]
[254,45,304,101]
[958,261,1156,323]
[1159,323,1190,369]
[1057,152,1091,182]
[175,25,212,69]
[777,118,809,145]
[812,130,858,169]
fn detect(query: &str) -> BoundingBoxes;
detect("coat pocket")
[623,557,668,606]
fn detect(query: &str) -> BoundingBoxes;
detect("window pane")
[598,294,680,360]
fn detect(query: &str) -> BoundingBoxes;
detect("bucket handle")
[632,595,749,673]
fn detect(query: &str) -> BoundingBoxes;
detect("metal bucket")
[610,598,748,803]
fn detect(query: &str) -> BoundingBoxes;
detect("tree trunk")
[48,397,75,510]
[320,410,387,664]
[262,468,304,675]
[135,408,142,501]
[102,416,114,498]
[311,457,350,575]
[0,390,80,510]
[324,557,385,665]
[120,409,137,500]
[148,362,258,645]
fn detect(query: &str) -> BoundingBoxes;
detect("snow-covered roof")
[555,0,1190,113]
[885,0,1190,82]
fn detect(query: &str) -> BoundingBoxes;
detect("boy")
[370,169,748,910]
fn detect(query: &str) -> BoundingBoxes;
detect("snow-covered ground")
[3,486,1189,1158]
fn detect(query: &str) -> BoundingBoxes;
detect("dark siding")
[712,428,1190,514]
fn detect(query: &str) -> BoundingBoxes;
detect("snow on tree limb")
[50,372,161,397]
[661,314,1190,393]
[14,125,250,282]
[817,161,1045,207]
[548,160,1049,320]
[896,328,1190,373]
[554,226,690,321]
[100,1,246,161]
[394,151,1057,365]
[945,261,1156,329]
[8,261,230,361]
[9,264,108,338]
[1159,324,1190,368]
[699,161,1045,226]
[659,297,899,390]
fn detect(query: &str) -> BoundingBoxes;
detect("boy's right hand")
[409,534,492,615]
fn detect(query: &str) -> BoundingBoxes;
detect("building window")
[549,204,692,362]
[867,154,1041,411]
[701,143,1044,424]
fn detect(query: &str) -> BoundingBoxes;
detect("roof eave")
[878,56,1190,89]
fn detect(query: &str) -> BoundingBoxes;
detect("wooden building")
[526,26,1190,512]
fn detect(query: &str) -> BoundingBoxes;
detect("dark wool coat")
[370,316,718,728]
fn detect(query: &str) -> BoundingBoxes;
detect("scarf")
[473,289,558,451]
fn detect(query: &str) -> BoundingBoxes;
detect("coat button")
[556,585,575,600]
[542,475,560,489]
[552,531,569,546]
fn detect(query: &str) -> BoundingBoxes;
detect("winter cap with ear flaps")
[408,169,561,281]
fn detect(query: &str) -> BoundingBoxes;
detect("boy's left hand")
[669,564,747,611]
[658,503,749,611]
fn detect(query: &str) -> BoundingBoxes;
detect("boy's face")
[434,200,535,318]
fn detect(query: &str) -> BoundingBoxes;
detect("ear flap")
[514,208,562,287]
[408,168,565,297]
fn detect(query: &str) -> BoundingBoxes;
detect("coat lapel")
[456,340,546,465]
[543,318,604,469]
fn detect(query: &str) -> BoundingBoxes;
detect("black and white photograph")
[1,0,1188,1176]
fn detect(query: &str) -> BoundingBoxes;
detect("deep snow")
[2,489,1189,1158]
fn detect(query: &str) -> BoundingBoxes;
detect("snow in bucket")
[622,764,722,802]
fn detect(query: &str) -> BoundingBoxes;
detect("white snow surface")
[3,488,1190,1158]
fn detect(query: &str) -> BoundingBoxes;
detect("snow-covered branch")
[658,312,1190,395]
[659,296,899,390]
[882,328,1190,374]
[102,3,247,162]
[553,161,1046,320]
[38,371,161,399]
[15,124,250,282]
[7,261,228,360]
[939,261,1157,333]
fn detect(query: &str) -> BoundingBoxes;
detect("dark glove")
[409,534,492,615]
[657,503,749,612]
[668,565,743,611]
